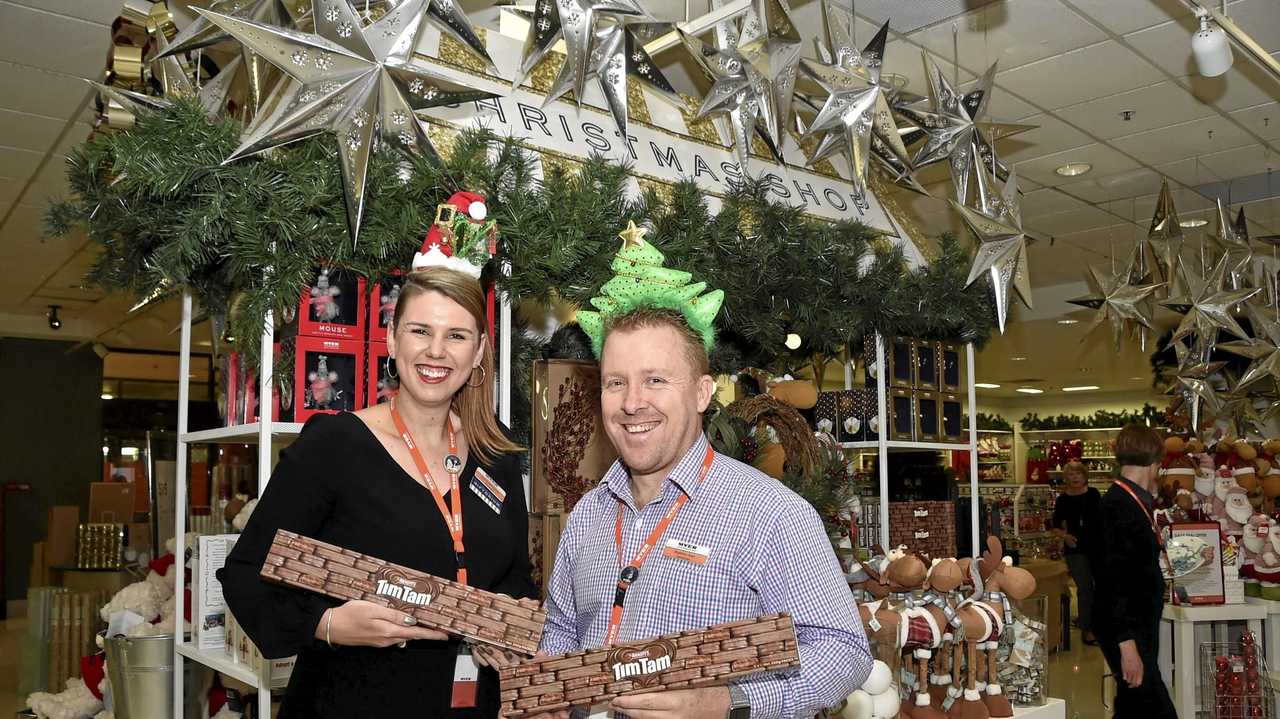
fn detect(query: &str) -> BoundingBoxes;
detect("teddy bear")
[1261,439,1280,513]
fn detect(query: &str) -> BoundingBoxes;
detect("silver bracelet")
[325,608,336,648]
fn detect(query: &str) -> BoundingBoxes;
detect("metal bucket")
[104,633,174,719]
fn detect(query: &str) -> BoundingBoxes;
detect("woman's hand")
[1064,533,1078,548]
[473,645,524,670]
[316,600,449,648]
[1119,640,1143,688]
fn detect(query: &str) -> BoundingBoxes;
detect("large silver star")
[681,30,780,169]
[734,0,802,156]
[1166,340,1227,434]
[896,53,1033,205]
[1218,308,1280,392]
[1161,255,1259,347]
[799,10,910,199]
[952,166,1033,333]
[196,0,498,244]
[1213,197,1254,290]
[1147,179,1184,287]
[1067,261,1162,351]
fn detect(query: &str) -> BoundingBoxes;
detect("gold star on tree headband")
[576,222,725,357]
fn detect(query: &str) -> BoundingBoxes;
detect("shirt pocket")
[646,546,755,628]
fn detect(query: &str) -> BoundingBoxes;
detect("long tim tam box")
[260,529,545,654]
[499,613,799,718]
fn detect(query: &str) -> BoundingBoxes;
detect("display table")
[1009,698,1066,719]
[1018,559,1068,654]
[1244,596,1280,670]
[1158,603,1267,719]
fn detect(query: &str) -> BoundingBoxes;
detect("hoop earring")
[386,358,398,380]
[466,365,486,388]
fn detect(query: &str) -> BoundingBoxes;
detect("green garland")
[47,98,997,377]
[976,412,1013,432]
[1018,404,1163,431]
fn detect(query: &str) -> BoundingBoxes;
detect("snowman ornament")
[310,268,341,322]
[308,355,339,409]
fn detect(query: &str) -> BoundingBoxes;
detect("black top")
[1052,487,1101,554]
[1091,478,1165,645]
[218,412,536,718]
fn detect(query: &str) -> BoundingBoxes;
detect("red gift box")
[369,271,405,343]
[298,265,367,341]
[294,336,364,421]
[366,341,399,408]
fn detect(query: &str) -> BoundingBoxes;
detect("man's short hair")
[602,307,711,378]
[1115,423,1164,467]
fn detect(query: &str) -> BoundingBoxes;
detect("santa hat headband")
[412,191,494,279]
[1165,468,1196,476]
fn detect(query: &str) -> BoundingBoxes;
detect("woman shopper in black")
[1052,461,1101,645]
[1092,424,1177,718]
[219,267,536,717]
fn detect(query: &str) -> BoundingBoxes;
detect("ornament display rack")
[976,428,1014,482]
[836,334,982,553]
[1017,427,1120,487]
[956,483,1060,558]
[167,290,518,717]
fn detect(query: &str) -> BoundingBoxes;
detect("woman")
[1092,424,1177,718]
[219,268,535,717]
[1052,461,1101,645]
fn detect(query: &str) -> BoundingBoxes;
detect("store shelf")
[176,642,260,687]
[839,440,970,451]
[1020,428,1122,434]
[181,422,305,444]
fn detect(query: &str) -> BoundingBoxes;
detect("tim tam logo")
[373,566,439,612]
[608,640,676,687]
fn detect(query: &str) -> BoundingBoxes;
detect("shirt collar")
[601,433,713,507]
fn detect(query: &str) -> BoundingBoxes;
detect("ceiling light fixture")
[784,333,802,350]
[1056,319,1079,325]
[1180,218,1208,228]
[1130,376,1147,381]
[1191,11,1233,77]
[1010,356,1027,361]
[1055,163,1092,177]
[47,305,62,330]
[1016,387,1044,394]
[1062,385,1101,392]
[101,393,114,400]
[974,383,1002,389]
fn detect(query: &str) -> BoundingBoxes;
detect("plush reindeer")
[918,558,966,713]
[850,547,907,666]
[948,538,1037,719]
[880,550,938,719]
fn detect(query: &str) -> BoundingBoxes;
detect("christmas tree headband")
[412,191,496,279]
[576,221,725,358]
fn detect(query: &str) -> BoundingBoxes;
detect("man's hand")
[1119,640,1143,688]
[609,687,732,719]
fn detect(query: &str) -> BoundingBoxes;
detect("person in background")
[1091,424,1177,718]
[1052,460,1101,646]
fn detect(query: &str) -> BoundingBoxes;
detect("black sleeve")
[1093,496,1142,644]
[1052,493,1067,530]
[489,451,538,600]
[217,414,341,658]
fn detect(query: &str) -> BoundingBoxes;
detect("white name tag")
[663,538,711,565]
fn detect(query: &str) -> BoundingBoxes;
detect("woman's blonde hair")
[392,268,522,463]
[1062,460,1088,481]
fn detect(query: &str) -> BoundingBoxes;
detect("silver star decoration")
[952,165,1033,333]
[1147,179,1184,286]
[1166,340,1227,434]
[1218,308,1280,392]
[1213,197,1254,290]
[196,0,498,245]
[1067,257,1163,351]
[799,9,911,199]
[682,0,802,170]
[895,53,1034,204]
[1161,254,1259,347]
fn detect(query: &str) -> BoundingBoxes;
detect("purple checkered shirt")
[540,433,872,718]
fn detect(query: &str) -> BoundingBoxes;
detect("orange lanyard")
[1114,479,1164,548]
[605,445,715,647]
[390,402,468,585]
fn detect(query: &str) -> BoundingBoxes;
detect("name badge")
[469,468,506,514]
[662,538,711,565]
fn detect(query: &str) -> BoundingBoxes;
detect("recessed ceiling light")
[1055,162,1092,177]
[1016,387,1044,394]
[974,383,1002,389]
[1056,319,1079,325]
[1180,218,1208,228]
[101,393,114,400]
[1010,356,1027,361]
[1130,376,1147,381]
[784,333,802,350]
[1062,385,1100,392]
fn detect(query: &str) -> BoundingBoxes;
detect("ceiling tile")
[1021,187,1091,219]
[998,113,1093,162]
[1180,67,1280,113]
[1055,167,1168,204]
[1222,0,1280,53]
[4,0,119,25]
[1031,205,1124,236]
[1054,81,1217,139]
[1123,16,1204,80]
[1198,145,1278,187]
[0,145,44,185]
[0,4,111,79]
[997,40,1165,111]
[0,176,22,216]
[1231,102,1280,142]
[986,86,1041,122]
[1153,157,1211,188]
[1110,115,1254,165]
[0,60,93,119]
[1065,0,1192,35]
[909,0,1107,74]
[0,107,69,151]
[1012,142,1142,187]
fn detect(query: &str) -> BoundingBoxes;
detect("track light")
[47,305,62,330]
[1192,12,1233,77]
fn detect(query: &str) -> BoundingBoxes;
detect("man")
[539,307,872,719]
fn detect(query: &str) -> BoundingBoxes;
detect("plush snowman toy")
[842,660,899,719]
[309,268,341,322]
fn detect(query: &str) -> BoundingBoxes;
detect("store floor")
[1050,625,1108,718]
[1,616,26,716]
